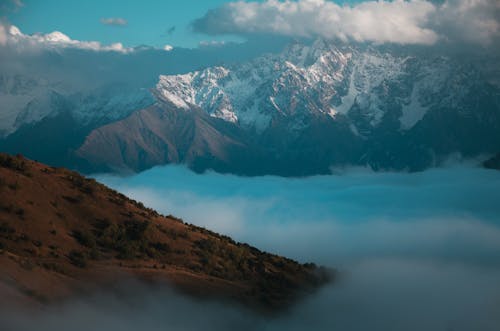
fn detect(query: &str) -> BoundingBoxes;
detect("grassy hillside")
[0,153,332,311]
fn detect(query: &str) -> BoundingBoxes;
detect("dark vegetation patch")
[41,262,66,274]
[65,174,95,195]
[156,224,189,240]
[72,219,172,260]
[8,181,19,191]
[0,222,15,241]
[62,195,83,204]
[69,250,87,268]
[0,154,27,172]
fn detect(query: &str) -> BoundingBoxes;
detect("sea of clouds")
[2,165,500,330]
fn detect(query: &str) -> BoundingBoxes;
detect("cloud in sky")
[0,0,24,13]
[199,40,226,47]
[431,0,500,45]
[0,22,131,52]
[0,24,7,46]
[100,17,128,26]
[192,0,499,46]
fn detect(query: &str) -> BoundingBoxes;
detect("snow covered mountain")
[1,39,498,175]
[0,35,288,140]
[0,38,295,170]
[154,39,496,136]
[0,74,153,137]
[75,40,500,175]
[0,71,155,168]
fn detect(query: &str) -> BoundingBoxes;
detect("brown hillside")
[76,104,252,174]
[0,153,332,311]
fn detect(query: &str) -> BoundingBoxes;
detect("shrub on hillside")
[0,154,26,171]
[92,219,170,260]
[72,229,97,248]
[69,250,88,268]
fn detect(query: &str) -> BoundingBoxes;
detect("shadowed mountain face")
[0,153,331,310]
[75,104,256,175]
[75,102,363,176]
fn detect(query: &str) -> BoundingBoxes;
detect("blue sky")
[6,0,246,48]
[5,0,369,49]
[3,0,497,49]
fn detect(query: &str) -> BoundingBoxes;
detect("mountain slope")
[0,153,331,310]
[75,103,260,174]
[76,101,365,176]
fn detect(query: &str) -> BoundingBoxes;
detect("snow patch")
[400,88,428,130]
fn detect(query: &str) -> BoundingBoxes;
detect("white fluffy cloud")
[192,0,499,46]
[0,22,131,52]
[431,0,500,45]
[100,17,128,26]
[199,40,226,47]
[0,24,7,46]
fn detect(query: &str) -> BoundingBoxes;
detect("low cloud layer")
[100,17,128,26]
[192,0,499,46]
[2,166,499,330]
[94,166,500,329]
[2,261,500,331]
[98,165,500,266]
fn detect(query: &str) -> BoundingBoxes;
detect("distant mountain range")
[1,40,499,175]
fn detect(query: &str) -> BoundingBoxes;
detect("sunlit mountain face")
[1,0,499,330]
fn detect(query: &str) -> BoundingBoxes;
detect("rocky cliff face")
[154,40,498,133]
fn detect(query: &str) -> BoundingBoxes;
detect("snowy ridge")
[154,40,354,131]
[0,74,153,137]
[0,75,62,136]
[154,40,487,134]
